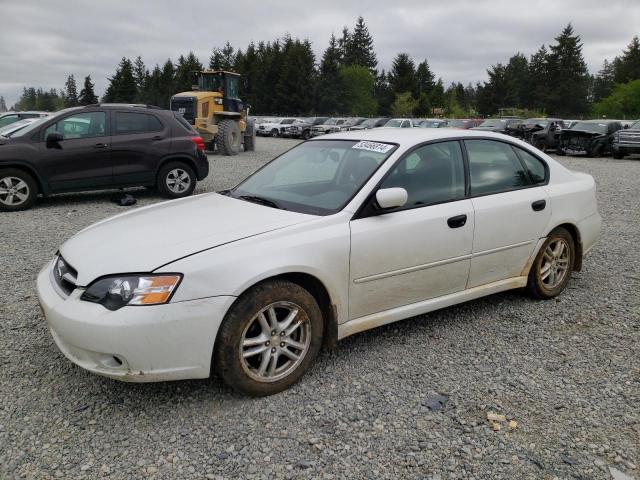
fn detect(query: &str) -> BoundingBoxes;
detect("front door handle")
[447,214,467,229]
[94,143,108,149]
[152,135,164,141]
[531,199,546,211]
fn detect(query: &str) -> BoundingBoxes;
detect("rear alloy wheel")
[215,280,323,396]
[157,162,196,199]
[527,227,575,299]
[0,169,37,212]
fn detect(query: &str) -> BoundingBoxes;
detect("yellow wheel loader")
[170,70,255,155]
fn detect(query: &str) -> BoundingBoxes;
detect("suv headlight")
[80,274,182,311]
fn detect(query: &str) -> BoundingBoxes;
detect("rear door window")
[114,112,163,135]
[514,147,547,184]
[465,140,531,196]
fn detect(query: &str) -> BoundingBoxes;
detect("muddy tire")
[216,120,241,156]
[613,150,624,159]
[302,129,311,140]
[0,168,37,212]
[157,161,196,199]
[526,227,575,299]
[214,280,324,396]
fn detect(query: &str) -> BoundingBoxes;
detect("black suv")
[0,104,209,211]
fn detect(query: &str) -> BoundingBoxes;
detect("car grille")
[52,255,78,297]
[617,131,640,144]
[170,97,197,125]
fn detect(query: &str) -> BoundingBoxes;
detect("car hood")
[59,193,316,286]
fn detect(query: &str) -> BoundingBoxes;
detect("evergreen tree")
[142,65,164,107]
[78,75,99,105]
[414,60,435,115]
[0,96,7,112]
[613,35,640,83]
[274,36,316,115]
[338,27,350,63]
[343,16,377,73]
[158,59,176,108]
[545,24,590,116]
[374,70,394,116]
[316,34,345,114]
[103,57,137,103]
[388,53,416,97]
[63,74,79,107]
[209,42,235,70]
[529,45,550,111]
[133,56,149,98]
[175,52,203,92]
[593,60,616,103]
[503,53,530,109]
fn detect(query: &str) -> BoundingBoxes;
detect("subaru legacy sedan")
[37,129,601,396]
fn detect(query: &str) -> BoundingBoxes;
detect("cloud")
[1,0,638,107]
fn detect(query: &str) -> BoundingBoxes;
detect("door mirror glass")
[376,188,408,209]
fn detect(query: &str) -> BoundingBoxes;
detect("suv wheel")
[157,162,196,199]
[0,168,37,212]
[302,130,311,140]
[214,280,324,396]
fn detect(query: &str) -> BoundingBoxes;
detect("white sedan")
[37,129,601,396]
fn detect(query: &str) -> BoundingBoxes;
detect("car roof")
[314,127,520,146]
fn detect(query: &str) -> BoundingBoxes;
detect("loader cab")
[193,70,243,113]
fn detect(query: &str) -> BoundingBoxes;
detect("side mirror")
[375,188,408,210]
[46,132,63,145]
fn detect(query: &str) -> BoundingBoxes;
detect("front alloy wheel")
[240,301,311,382]
[215,280,323,396]
[0,169,37,211]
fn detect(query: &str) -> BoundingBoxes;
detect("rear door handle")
[152,135,164,141]
[531,200,546,211]
[447,214,467,229]
[94,143,108,149]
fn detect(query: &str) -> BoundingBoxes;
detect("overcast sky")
[1,0,639,108]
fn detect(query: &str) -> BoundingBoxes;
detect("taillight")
[191,136,205,151]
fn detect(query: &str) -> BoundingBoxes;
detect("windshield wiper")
[238,195,285,210]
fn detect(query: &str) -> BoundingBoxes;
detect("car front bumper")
[37,261,235,382]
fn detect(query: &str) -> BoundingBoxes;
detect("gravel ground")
[0,137,638,480]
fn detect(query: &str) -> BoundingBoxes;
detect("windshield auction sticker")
[352,141,394,154]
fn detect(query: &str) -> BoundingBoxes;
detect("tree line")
[8,18,640,119]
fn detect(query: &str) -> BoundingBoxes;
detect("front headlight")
[80,274,182,311]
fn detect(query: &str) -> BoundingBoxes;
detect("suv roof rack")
[83,103,163,110]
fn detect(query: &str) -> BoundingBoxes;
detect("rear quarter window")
[514,147,547,184]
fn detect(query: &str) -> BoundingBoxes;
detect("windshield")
[479,119,507,127]
[198,74,223,92]
[230,139,397,215]
[631,120,640,129]
[323,119,338,125]
[9,112,60,137]
[447,120,467,128]
[0,119,32,136]
[385,119,404,127]
[524,118,548,127]
[420,121,445,128]
[281,119,295,125]
[361,119,378,127]
[571,122,607,134]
